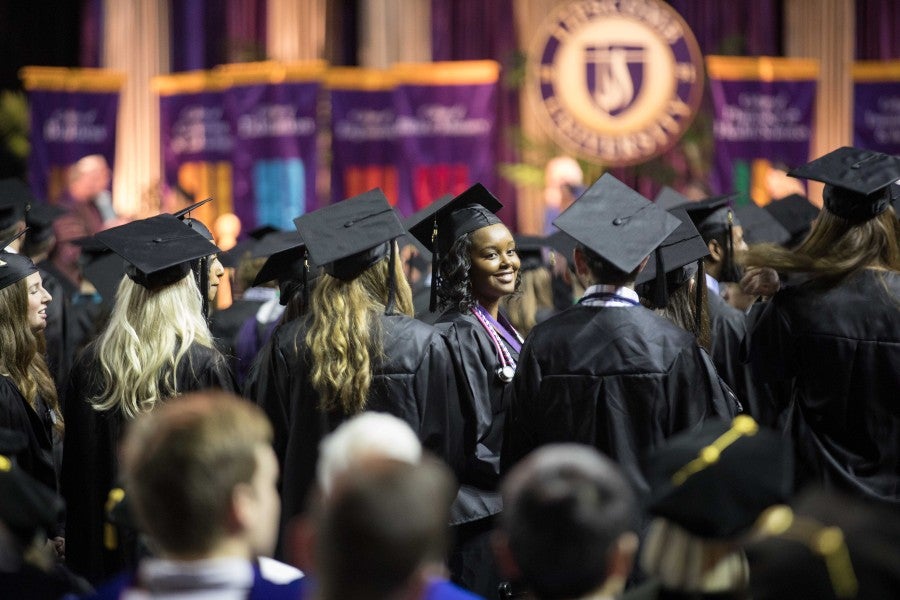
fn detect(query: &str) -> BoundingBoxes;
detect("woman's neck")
[476,297,500,320]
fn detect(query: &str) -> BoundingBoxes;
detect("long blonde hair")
[90,273,219,419]
[742,207,900,282]
[0,278,62,433]
[305,250,413,415]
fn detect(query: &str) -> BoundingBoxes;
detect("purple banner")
[28,89,119,204]
[394,80,497,216]
[224,80,319,231]
[854,81,900,154]
[330,87,398,207]
[707,58,817,206]
[158,88,234,220]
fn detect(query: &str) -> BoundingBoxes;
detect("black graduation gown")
[707,292,782,427]
[744,269,900,505]
[0,376,57,494]
[251,313,466,533]
[61,343,237,585]
[434,308,518,524]
[502,304,737,499]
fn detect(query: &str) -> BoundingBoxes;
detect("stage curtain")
[358,0,430,68]
[667,0,782,56]
[103,0,169,217]
[267,0,325,61]
[785,0,854,205]
[856,0,900,59]
[431,0,521,231]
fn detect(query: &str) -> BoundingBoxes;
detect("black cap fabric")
[735,203,792,246]
[515,235,546,272]
[95,214,222,290]
[654,186,691,211]
[250,230,303,259]
[764,194,820,246]
[544,230,578,265]
[25,202,66,246]
[788,146,900,221]
[635,207,709,287]
[644,415,793,539]
[553,173,681,274]
[0,428,27,455]
[683,195,740,242]
[173,199,215,242]
[294,188,405,281]
[405,185,503,254]
[75,236,125,306]
[0,178,33,230]
[0,230,38,291]
[748,488,900,600]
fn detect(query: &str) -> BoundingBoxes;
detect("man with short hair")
[493,444,638,600]
[502,174,737,500]
[86,391,302,598]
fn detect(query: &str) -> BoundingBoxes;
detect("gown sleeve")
[412,332,467,481]
[249,327,296,471]
[500,334,542,475]
[744,295,797,394]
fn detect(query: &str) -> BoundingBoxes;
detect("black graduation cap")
[0,230,38,291]
[404,186,503,311]
[253,242,317,307]
[295,188,405,281]
[788,146,900,222]
[515,235,547,272]
[552,173,681,275]
[95,214,222,290]
[735,202,791,246]
[0,428,64,539]
[74,236,124,306]
[682,195,740,242]
[644,415,793,539]
[654,186,691,211]
[748,488,900,600]
[250,230,303,259]
[635,207,710,316]
[24,202,66,247]
[0,178,33,230]
[405,186,503,255]
[173,198,215,242]
[763,194,820,247]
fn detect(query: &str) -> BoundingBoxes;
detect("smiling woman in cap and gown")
[741,146,900,506]
[0,231,61,500]
[406,183,524,598]
[502,174,738,505]
[249,189,465,554]
[60,213,237,584]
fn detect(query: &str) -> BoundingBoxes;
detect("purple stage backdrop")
[329,71,399,208]
[853,62,900,154]
[328,61,499,216]
[224,77,320,231]
[22,67,124,204]
[157,74,234,224]
[707,57,818,206]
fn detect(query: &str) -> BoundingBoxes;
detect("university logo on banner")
[527,0,704,166]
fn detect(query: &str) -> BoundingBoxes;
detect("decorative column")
[102,0,169,217]
[784,0,855,203]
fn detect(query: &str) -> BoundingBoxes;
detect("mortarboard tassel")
[302,249,309,312]
[428,218,439,313]
[653,246,668,309]
[385,239,397,315]
[694,259,704,336]
[197,255,210,321]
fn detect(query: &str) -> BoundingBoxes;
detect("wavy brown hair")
[0,278,62,433]
[504,266,553,336]
[741,207,900,284]
[305,248,414,415]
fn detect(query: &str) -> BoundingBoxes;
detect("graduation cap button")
[0,455,10,471]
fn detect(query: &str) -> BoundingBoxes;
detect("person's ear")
[573,246,592,282]
[707,238,723,263]
[229,482,256,535]
[490,529,522,581]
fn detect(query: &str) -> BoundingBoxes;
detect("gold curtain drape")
[266,0,327,61]
[102,0,169,217]
[358,0,431,68]
[784,0,855,205]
